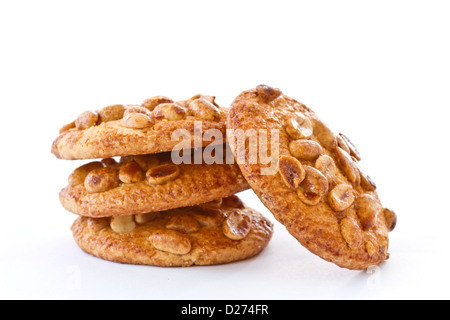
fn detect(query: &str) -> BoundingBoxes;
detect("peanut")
[340,216,363,249]
[118,161,145,184]
[223,211,252,240]
[189,99,220,121]
[278,155,305,189]
[166,214,200,234]
[75,110,99,130]
[328,184,355,212]
[355,194,380,230]
[97,104,126,123]
[120,113,153,129]
[141,96,173,111]
[146,164,180,185]
[285,113,313,140]
[256,84,282,102]
[68,161,104,186]
[84,167,120,193]
[149,230,191,255]
[152,103,187,121]
[289,139,322,160]
[110,215,136,233]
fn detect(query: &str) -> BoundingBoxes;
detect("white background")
[1,0,449,300]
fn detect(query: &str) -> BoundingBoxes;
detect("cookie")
[51,94,228,160]
[227,85,397,270]
[60,149,249,217]
[71,196,273,267]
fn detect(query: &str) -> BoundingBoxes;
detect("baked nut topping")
[187,207,224,227]
[135,212,158,224]
[189,94,219,106]
[335,147,361,185]
[315,154,337,182]
[118,161,145,184]
[166,214,200,234]
[141,96,173,111]
[75,111,99,130]
[340,216,363,249]
[123,106,151,117]
[120,113,153,129]
[297,189,322,206]
[189,99,221,121]
[297,166,329,206]
[222,195,245,209]
[133,154,160,171]
[337,134,351,155]
[223,211,252,240]
[152,103,187,121]
[97,104,126,123]
[311,118,337,151]
[101,158,117,166]
[285,113,313,140]
[256,84,282,102]
[84,167,120,193]
[356,163,377,191]
[289,139,322,160]
[355,194,380,230]
[328,184,355,212]
[300,165,329,196]
[86,217,110,232]
[68,161,104,186]
[278,155,305,189]
[110,215,136,233]
[365,239,378,257]
[339,133,361,161]
[383,208,397,232]
[149,230,192,255]
[59,121,76,134]
[146,164,180,185]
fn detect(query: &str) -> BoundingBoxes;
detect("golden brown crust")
[71,198,273,267]
[51,95,228,160]
[227,85,396,270]
[60,151,249,217]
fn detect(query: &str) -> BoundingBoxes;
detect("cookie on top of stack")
[51,94,273,267]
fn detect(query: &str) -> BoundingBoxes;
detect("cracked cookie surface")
[227,85,396,270]
[71,196,273,267]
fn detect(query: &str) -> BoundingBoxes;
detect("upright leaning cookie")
[71,196,273,267]
[227,85,397,270]
[51,94,227,160]
[60,149,249,217]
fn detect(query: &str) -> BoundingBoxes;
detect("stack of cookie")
[51,94,274,267]
[52,85,397,270]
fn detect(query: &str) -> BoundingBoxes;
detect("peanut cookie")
[227,85,397,270]
[71,196,273,267]
[51,94,227,160]
[60,149,249,217]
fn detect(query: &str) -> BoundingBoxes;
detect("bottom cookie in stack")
[71,196,273,267]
